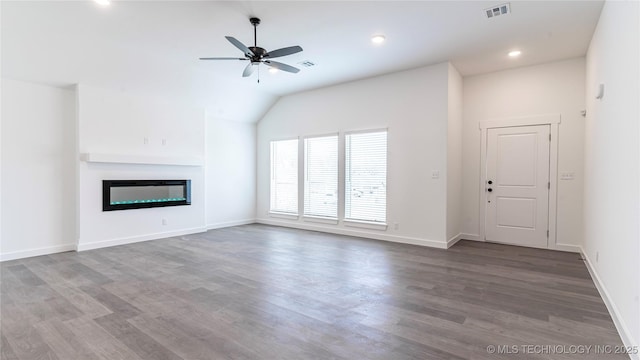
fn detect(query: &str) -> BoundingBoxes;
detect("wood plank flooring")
[0,224,626,359]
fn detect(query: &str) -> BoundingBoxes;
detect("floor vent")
[484,3,510,19]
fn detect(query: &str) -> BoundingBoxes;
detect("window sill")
[343,219,388,231]
[303,216,338,225]
[269,212,299,220]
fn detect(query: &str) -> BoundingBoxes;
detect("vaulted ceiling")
[2,1,603,122]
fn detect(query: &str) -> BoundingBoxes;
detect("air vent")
[484,3,510,19]
[298,60,316,68]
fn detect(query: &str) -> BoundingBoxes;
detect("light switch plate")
[560,172,575,180]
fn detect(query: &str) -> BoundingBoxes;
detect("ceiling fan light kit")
[200,17,303,82]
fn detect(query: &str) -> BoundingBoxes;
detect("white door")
[485,125,550,248]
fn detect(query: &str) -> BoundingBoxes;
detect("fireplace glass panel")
[103,180,191,211]
[110,185,186,205]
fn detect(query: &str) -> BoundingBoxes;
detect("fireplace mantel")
[80,153,203,166]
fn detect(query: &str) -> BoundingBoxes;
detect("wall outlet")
[162,138,167,146]
[144,137,149,145]
[162,218,167,226]
[432,171,440,179]
[394,222,399,230]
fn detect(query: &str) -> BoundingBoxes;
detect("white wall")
[1,79,76,260]
[257,62,451,247]
[206,117,256,228]
[446,63,463,243]
[584,0,639,350]
[462,58,586,249]
[1,81,258,258]
[76,85,206,250]
[0,0,3,261]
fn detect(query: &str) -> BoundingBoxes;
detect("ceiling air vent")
[298,60,316,68]
[484,3,510,19]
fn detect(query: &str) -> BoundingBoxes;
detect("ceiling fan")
[200,17,303,79]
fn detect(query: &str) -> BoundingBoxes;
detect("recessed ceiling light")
[508,50,522,57]
[268,68,279,74]
[94,0,111,6]
[371,35,386,44]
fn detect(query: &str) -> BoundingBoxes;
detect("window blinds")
[304,135,338,218]
[270,139,298,214]
[345,131,387,223]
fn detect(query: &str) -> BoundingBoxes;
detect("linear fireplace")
[103,180,191,211]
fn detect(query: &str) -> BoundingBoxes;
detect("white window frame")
[269,137,300,217]
[303,133,339,224]
[343,128,388,229]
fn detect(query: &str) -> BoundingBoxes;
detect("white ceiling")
[1,1,604,123]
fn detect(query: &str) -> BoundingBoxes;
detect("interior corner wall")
[461,58,586,249]
[256,62,450,247]
[76,84,206,251]
[1,78,76,260]
[446,63,463,244]
[205,117,256,229]
[584,0,640,349]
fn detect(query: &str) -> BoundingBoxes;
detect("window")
[304,135,338,218]
[345,130,387,223]
[270,139,298,214]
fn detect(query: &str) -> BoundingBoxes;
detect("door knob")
[488,188,493,192]
[488,180,493,185]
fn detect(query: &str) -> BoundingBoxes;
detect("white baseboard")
[256,218,448,249]
[549,243,582,253]
[206,219,256,230]
[447,233,463,248]
[460,233,482,241]
[3,221,254,260]
[0,243,77,262]
[76,226,207,252]
[581,248,638,360]
[457,234,582,254]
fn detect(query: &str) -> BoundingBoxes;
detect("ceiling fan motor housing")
[249,47,268,60]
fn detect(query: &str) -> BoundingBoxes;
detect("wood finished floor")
[1,224,626,360]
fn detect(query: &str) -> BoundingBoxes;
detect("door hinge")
[549,134,551,141]
[548,182,550,189]
[547,230,549,238]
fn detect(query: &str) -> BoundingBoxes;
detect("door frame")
[478,114,563,250]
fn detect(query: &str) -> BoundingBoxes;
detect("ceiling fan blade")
[264,60,300,74]
[265,46,303,59]
[242,63,255,77]
[199,57,248,60]
[225,36,255,57]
